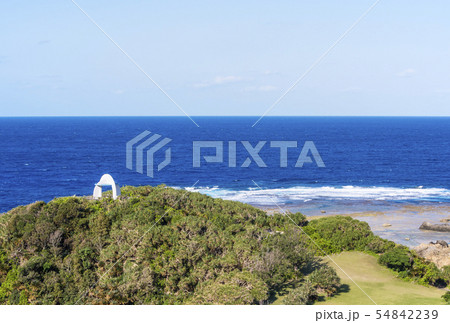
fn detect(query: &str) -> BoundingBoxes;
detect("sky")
[1,0,450,117]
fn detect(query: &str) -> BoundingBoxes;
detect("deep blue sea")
[1,116,450,213]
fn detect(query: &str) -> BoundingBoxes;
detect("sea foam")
[186,185,450,205]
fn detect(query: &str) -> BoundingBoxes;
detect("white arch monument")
[93,174,121,200]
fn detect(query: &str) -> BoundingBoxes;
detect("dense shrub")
[303,216,376,254]
[0,186,446,304]
[255,227,314,290]
[282,281,317,305]
[0,186,317,305]
[308,265,341,297]
[378,247,412,272]
[189,271,268,304]
[411,257,446,287]
[442,266,450,282]
[442,291,450,304]
[366,236,396,254]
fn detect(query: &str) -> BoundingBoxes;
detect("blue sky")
[1,0,450,116]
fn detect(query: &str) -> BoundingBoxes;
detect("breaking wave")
[185,185,450,205]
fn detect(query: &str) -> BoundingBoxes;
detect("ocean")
[1,116,450,213]
[2,116,450,245]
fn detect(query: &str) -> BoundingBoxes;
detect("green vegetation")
[0,185,335,304]
[304,216,449,288]
[282,281,317,305]
[379,247,412,272]
[308,265,341,297]
[442,291,450,304]
[304,216,395,254]
[280,266,341,305]
[0,186,447,305]
[318,252,446,305]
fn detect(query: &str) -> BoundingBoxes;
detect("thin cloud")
[194,75,244,88]
[397,68,416,78]
[213,75,243,84]
[262,70,279,76]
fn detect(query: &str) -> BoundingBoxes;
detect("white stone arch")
[93,174,121,200]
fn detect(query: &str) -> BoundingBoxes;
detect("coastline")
[255,201,450,248]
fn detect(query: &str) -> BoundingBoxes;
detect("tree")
[189,271,268,304]
[304,216,375,253]
[378,247,412,272]
[282,281,317,305]
[442,291,450,304]
[308,265,341,296]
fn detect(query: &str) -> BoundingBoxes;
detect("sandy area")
[255,202,450,248]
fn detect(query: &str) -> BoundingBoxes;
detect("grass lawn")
[318,251,446,305]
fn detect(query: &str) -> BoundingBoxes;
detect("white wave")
[186,185,450,205]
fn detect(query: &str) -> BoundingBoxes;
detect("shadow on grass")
[317,284,351,302]
[266,259,351,304]
[266,281,299,304]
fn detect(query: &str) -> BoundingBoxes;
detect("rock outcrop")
[414,242,450,269]
[431,240,449,248]
[419,221,450,232]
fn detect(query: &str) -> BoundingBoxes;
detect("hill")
[0,185,330,304]
[0,185,448,305]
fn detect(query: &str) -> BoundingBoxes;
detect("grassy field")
[318,251,446,305]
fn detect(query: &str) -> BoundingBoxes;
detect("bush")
[441,266,450,282]
[282,281,317,305]
[442,291,450,304]
[303,216,375,254]
[411,257,446,287]
[255,228,314,289]
[189,271,268,305]
[378,247,412,272]
[0,185,318,304]
[366,236,396,254]
[0,266,19,304]
[308,265,341,297]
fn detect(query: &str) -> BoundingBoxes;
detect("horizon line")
[1,115,450,118]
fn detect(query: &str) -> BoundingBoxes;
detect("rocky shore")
[414,241,450,269]
[419,221,450,232]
